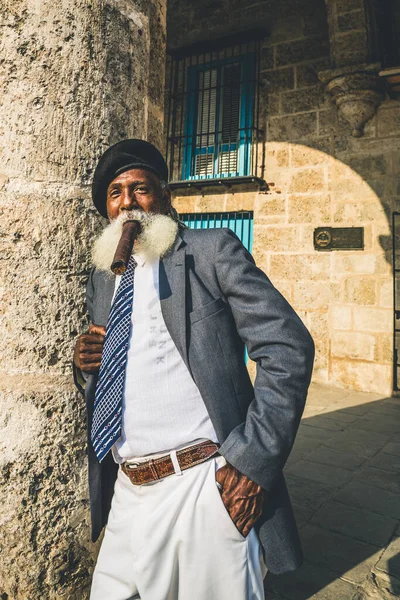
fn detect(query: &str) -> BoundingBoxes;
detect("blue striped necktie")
[91,257,136,462]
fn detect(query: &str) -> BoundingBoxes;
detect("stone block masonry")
[259,4,396,395]
[259,140,393,393]
[168,0,400,396]
[0,0,166,597]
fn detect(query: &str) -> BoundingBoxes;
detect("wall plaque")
[314,227,364,251]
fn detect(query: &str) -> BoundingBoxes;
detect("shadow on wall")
[264,395,400,599]
[260,140,393,264]
[337,154,393,268]
[254,141,394,394]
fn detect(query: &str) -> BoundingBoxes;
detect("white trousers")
[90,455,267,600]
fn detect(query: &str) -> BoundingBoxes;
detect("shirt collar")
[133,252,146,267]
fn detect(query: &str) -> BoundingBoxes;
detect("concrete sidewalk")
[264,383,400,600]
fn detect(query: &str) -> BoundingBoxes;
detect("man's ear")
[163,187,172,213]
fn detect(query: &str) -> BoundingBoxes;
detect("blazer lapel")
[95,271,116,327]
[159,233,190,371]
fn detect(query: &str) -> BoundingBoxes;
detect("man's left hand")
[73,324,106,374]
[215,462,265,537]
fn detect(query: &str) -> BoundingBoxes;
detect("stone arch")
[256,141,392,394]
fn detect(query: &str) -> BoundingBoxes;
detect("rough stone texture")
[0,0,166,597]
[324,0,374,68]
[0,386,94,598]
[168,0,399,396]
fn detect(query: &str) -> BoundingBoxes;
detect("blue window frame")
[182,211,254,253]
[182,55,255,181]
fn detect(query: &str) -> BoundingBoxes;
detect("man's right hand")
[73,324,106,374]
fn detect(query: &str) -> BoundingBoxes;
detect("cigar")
[111,220,142,275]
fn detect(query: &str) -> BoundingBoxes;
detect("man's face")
[106,168,171,221]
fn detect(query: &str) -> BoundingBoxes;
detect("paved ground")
[264,383,400,600]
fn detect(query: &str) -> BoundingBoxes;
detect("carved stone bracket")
[319,63,384,137]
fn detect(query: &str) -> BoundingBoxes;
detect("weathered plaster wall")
[0,0,166,597]
[168,0,399,395]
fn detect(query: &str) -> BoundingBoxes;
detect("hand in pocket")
[215,462,265,538]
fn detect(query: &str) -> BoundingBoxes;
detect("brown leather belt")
[121,440,220,485]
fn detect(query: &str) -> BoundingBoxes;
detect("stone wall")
[168,0,399,395]
[0,0,166,598]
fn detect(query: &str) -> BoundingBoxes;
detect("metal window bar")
[206,53,213,178]
[166,31,265,183]
[178,56,188,180]
[180,211,254,253]
[393,212,400,390]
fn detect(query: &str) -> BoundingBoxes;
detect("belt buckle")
[125,461,140,470]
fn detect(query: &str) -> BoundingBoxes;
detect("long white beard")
[92,210,179,273]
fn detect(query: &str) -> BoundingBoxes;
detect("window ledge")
[169,176,268,192]
[379,66,400,99]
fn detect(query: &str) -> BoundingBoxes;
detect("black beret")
[92,139,169,218]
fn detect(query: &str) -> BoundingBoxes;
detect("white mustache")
[92,210,179,273]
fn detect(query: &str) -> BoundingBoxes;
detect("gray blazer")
[74,227,315,575]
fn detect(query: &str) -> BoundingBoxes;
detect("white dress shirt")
[112,253,218,462]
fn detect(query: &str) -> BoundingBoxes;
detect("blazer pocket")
[190,297,226,324]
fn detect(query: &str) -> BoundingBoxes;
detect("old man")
[73,139,314,600]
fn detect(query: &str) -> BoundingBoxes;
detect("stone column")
[319,0,384,136]
[0,1,166,598]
